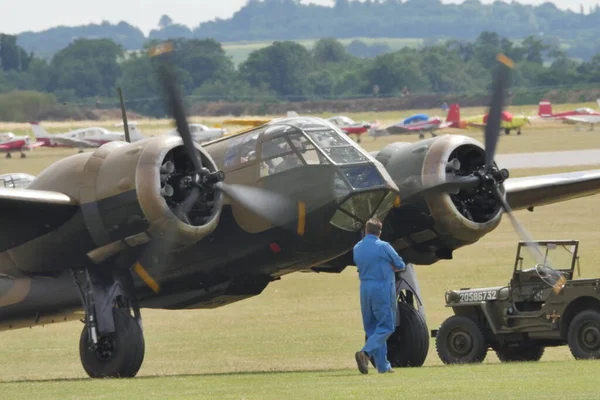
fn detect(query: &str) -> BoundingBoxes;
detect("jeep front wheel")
[568,310,600,359]
[436,315,487,364]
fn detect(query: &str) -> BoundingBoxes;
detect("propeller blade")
[491,186,564,292]
[151,42,204,175]
[485,54,514,170]
[216,182,299,228]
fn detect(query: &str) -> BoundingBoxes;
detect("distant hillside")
[14,0,600,61]
[17,21,146,58]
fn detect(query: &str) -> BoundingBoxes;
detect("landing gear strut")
[72,266,145,378]
[5,153,11,159]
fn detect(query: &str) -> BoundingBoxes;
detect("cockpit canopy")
[223,117,373,174]
[219,117,397,232]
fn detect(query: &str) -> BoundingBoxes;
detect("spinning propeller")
[138,42,299,277]
[419,54,566,290]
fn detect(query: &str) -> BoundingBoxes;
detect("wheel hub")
[580,323,600,351]
[95,336,117,361]
[449,330,473,356]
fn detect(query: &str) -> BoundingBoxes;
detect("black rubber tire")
[567,309,600,360]
[436,315,487,364]
[80,308,145,378]
[387,302,429,368]
[495,345,545,362]
[365,302,429,368]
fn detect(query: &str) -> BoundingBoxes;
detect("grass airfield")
[1,103,600,398]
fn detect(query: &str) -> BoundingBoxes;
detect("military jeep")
[432,240,600,364]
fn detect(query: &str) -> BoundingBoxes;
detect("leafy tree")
[364,52,429,95]
[312,38,349,64]
[0,34,27,71]
[240,41,312,97]
[51,39,123,97]
[170,39,235,91]
[159,15,174,29]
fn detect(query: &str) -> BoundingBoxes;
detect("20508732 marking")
[459,290,497,302]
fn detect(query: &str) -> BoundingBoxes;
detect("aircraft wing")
[48,136,98,148]
[563,115,600,124]
[505,169,600,211]
[466,121,486,128]
[0,188,79,254]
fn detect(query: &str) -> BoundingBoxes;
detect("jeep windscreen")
[516,241,578,277]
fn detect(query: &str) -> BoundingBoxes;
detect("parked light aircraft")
[0,132,42,158]
[448,104,531,135]
[30,122,145,150]
[537,100,600,130]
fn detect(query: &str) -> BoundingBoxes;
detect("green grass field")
[221,37,426,64]
[1,105,600,398]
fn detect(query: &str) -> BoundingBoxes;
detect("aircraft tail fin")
[29,121,51,138]
[538,100,553,117]
[287,111,299,117]
[596,98,600,110]
[446,104,460,123]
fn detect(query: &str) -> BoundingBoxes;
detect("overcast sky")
[1,0,595,35]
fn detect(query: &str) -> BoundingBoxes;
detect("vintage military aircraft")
[2,51,600,379]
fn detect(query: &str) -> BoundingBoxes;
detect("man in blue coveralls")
[353,217,405,374]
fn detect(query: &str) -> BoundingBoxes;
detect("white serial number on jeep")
[458,290,497,302]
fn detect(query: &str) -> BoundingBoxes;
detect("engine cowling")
[17,136,223,273]
[375,134,504,265]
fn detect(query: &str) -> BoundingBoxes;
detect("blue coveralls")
[353,234,406,373]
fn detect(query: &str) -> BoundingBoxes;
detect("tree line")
[1,31,600,120]
[14,0,600,61]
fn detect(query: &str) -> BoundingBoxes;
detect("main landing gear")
[5,152,27,158]
[72,266,145,378]
[366,270,429,368]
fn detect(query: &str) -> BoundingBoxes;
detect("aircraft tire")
[567,309,600,360]
[387,301,429,367]
[495,344,544,362]
[435,315,487,364]
[79,308,145,378]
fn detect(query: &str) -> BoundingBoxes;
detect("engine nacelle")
[16,136,223,273]
[375,135,504,265]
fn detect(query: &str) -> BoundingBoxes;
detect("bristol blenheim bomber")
[1,49,600,378]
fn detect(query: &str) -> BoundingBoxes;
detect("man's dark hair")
[365,218,382,235]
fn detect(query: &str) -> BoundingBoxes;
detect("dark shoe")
[355,351,369,374]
